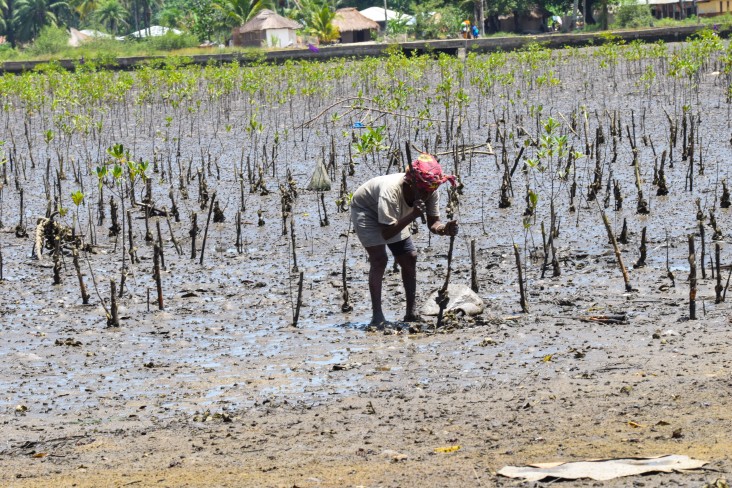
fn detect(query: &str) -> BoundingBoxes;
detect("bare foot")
[369,315,387,327]
[403,313,424,323]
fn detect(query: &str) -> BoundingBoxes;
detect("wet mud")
[0,42,731,486]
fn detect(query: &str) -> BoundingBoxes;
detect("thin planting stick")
[199,191,217,265]
[514,243,528,313]
[435,234,455,328]
[600,208,633,292]
[688,234,697,320]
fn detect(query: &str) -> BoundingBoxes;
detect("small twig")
[349,104,448,124]
[297,96,367,128]
[557,111,580,137]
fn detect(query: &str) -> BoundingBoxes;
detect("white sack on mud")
[421,284,484,316]
[497,455,708,481]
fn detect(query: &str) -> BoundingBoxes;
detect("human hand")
[443,220,459,236]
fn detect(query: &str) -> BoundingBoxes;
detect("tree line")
[0,0,648,49]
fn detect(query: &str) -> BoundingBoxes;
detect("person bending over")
[350,153,459,326]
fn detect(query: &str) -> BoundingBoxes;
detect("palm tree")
[92,0,128,34]
[13,0,69,42]
[71,0,98,21]
[1,0,8,32]
[212,0,275,27]
[308,4,338,43]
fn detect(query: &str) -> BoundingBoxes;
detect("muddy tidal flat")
[1,40,731,486]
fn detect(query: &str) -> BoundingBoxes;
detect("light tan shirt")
[350,173,439,247]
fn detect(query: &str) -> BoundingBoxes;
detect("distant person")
[350,154,458,327]
[471,24,479,39]
[461,20,470,39]
[551,15,563,32]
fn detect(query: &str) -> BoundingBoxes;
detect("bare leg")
[395,250,420,321]
[365,245,388,325]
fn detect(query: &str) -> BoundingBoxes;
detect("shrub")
[0,43,20,61]
[27,26,70,57]
[145,32,199,51]
[613,0,655,29]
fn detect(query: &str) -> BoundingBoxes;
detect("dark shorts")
[387,237,416,257]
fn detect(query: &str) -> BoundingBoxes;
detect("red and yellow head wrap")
[405,153,457,192]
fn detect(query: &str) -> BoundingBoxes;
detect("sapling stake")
[665,229,675,287]
[213,201,224,223]
[292,271,304,327]
[470,239,478,293]
[168,188,180,222]
[290,214,299,273]
[600,208,633,292]
[319,193,329,226]
[633,226,647,268]
[514,243,528,313]
[721,179,730,208]
[53,237,62,285]
[16,187,27,238]
[126,210,139,264]
[144,204,153,242]
[657,150,669,196]
[158,208,179,256]
[633,154,649,215]
[699,222,706,279]
[108,280,120,327]
[709,210,722,241]
[190,212,198,259]
[199,191,216,265]
[613,180,623,210]
[688,234,697,320]
[156,220,166,271]
[72,248,90,304]
[715,243,723,303]
[541,222,549,279]
[618,218,628,245]
[153,244,163,310]
[109,197,120,236]
[235,211,242,254]
[341,254,352,312]
[435,234,455,329]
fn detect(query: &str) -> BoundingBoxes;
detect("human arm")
[380,200,426,241]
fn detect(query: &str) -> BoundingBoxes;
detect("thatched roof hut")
[333,8,379,43]
[232,9,301,48]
